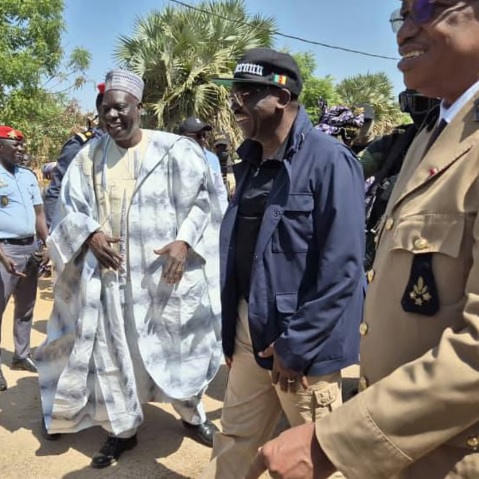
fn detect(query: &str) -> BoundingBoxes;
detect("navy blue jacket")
[220,107,366,376]
[44,128,104,226]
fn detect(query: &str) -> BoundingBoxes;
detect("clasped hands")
[87,231,188,284]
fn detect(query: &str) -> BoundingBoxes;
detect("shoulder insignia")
[401,253,439,316]
[75,130,95,145]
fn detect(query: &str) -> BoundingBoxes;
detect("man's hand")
[87,232,122,270]
[225,356,233,369]
[0,254,26,278]
[245,423,337,479]
[154,240,189,285]
[35,247,50,266]
[259,344,308,393]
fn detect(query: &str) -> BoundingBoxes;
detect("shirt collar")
[440,80,479,124]
[266,139,288,162]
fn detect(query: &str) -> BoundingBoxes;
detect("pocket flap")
[314,384,338,406]
[275,292,298,314]
[283,193,314,212]
[391,214,465,258]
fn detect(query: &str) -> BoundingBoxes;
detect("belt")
[0,236,34,246]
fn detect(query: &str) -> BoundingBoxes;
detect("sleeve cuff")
[316,389,412,479]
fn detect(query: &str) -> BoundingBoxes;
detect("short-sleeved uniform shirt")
[0,165,43,238]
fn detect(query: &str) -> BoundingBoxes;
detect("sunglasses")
[390,0,466,33]
[228,86,274,108]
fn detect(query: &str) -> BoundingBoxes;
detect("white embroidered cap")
[104,69,144,101]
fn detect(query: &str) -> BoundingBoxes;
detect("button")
[358,376,369,391]
[414,237,429,250]
[385,218,394,230]
[359,323,369,336]
[366,269,375,283]
[467,436,479,450]
[274,211,280,217]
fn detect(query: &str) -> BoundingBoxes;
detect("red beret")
[97,83,105,95]
[0,126,24,141]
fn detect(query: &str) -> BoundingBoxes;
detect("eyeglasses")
[390,0,466,33]
[228,86,273,108]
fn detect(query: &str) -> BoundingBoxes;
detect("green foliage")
[293,52,341,124]
[0,1,91,161]
[335,72,404,135]
[114,0,276,144]
[0,0,64,97]
[2,89,85,163]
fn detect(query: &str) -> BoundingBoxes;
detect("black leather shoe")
[0,368,7,391]
[11,355,37,373]
[91,435,138,469]
[40,420,61,441]
[182,419,219,447]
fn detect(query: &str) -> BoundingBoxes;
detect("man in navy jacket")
[202,48,365,479]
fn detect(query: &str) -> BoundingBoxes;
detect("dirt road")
[0,278,358,479]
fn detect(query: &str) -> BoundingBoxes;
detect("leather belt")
[0,236,34,246]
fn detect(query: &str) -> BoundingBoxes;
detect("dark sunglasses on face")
[228,86,273,108]
[390,0,467,33]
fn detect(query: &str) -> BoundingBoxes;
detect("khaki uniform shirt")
[317,94,479,479]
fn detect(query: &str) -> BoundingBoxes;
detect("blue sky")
[62,0,403,111]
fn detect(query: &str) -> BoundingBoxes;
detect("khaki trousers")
[202,300,343,479]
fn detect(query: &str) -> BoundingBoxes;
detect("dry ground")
[0,278,358,479]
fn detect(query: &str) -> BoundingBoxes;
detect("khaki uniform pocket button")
[414,237,429,250]
[385,218,394,230]
[359,323,369,336]
[467,436,479,450]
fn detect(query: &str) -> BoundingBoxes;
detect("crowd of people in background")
[1,1,479,478]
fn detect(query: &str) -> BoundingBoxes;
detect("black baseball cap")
[212,48,303,97]
[178,116,213,134]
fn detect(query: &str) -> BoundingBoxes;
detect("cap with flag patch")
[212,48,303,96]
[0,126,24,141]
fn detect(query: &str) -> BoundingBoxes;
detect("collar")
[0,163,18,177]
[237,106,312,167]
[440,80,479,124]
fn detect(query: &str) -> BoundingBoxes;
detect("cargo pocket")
[272,193,314,253]
[312,383,341,421]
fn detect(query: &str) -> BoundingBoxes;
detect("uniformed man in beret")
[247,1,479,478]
[43,83,106,227]
[0,126,49,391]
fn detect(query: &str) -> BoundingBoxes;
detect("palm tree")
[114,0,276,144]
[335,72,407,135]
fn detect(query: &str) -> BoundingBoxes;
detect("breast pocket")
[272,193,314,253]
[0,187,14,207]
[391,214,470,307]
